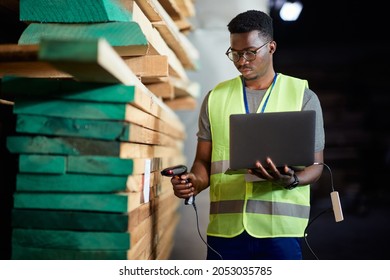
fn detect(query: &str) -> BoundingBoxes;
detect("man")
[170,10,325,260]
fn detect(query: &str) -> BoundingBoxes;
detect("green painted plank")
[13,98,128,121]
[12,245,128,260]
[13,192,139,213]
[1,76,137,103]
[39,37,102,62]
[19,154,66,174]
[16,173,129,192]
[12,229,130,250]
[67,156,162,175]
[12,209,130,232]
[67,155,134,175]
[18,22,148,48]
[7,135,121,156]
[20,0,132,23]
[37,37,141,85]
[16,114,131,141]
[18,153,160,176]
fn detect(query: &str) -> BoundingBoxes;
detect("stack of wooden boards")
[0,0,199,259]
[0,0,200,109]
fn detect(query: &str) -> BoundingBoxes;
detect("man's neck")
[244,71,276,90]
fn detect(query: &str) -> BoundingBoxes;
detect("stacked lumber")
[0,0,198,260]
[0,0,200,110]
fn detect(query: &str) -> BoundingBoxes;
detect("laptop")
[225,110,316,175]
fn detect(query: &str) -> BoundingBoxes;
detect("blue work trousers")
[207,230,303,260]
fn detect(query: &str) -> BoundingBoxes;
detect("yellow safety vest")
[207,73,310,238]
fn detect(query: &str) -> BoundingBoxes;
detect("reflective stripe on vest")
[207,73,310,238]
[210,199,310,219]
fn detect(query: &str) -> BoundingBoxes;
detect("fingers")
[253,160,274,180]
[252,158,294,184]
[171,175,194,199]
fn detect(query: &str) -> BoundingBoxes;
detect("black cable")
[303,208,332,260]
[191,202,223,260]
[303,162,338,259]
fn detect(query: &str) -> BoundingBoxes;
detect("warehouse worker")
[170,10,325,260]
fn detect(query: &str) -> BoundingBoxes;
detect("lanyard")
[242,73,278,114]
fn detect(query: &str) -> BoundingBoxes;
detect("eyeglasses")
[225,41,271,62]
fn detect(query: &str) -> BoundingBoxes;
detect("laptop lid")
[225,110,316,175]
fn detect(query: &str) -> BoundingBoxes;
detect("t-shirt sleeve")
[302,88,325,152]
[196,90,212,141]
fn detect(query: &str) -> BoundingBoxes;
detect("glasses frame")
[225,41,271,62]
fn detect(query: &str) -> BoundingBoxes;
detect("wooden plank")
[11,209,132,232]
[175,0,196,18]
[7,135,180,159]
[13,104,184,140]
[0,98,14,105]
[18,22,149,57]
[0,56,169,80]
[145,80,174,99]
[11,193,180,259]
[174,18,192,33]
[19,154,66,174]
[15,172,160,193]
[8,54,170,79]
[129,195,179,260]
[164,96,197,110]
[38,37,141,85]
[155,212,179,259]
[126,231,152,259]
[12,229,131,250]
[129,208,155,248]
[13,192,143,213]
[129,190,176,230]
[0,48,168,79]
[20,0,132,23]
[133,0,163,22]
[0,61,69,78]
[11,245,129,260]
[2,75,185,138]
[129,1,189,80]
[0,44,39,62]
[170,75,200,98]
[15,114,181,145]
[0,45,67,78]
[13,98,132,121]
[160,0,195,33]
[150,0,198,70]
[134,0,198,70]
[123,55,168,79]
[66,156,162,175]
[2,76,140,101]
[127,195,178,259]
[158,0,182,21]
[141,76,168,84]
[35,38,186,132]
[11,190,176,232]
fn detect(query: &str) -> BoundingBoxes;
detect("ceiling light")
[279,1,303,21]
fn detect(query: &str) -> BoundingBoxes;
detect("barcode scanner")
[160,165,195,205]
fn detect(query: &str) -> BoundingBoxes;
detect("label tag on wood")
[143,159,151,203]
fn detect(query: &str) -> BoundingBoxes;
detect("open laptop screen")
[226,110,316,174]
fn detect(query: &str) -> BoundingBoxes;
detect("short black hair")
[227,10,273,40]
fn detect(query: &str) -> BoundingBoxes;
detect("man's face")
[229,30,274,81]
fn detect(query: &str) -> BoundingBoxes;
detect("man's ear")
[269,41,277,54]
